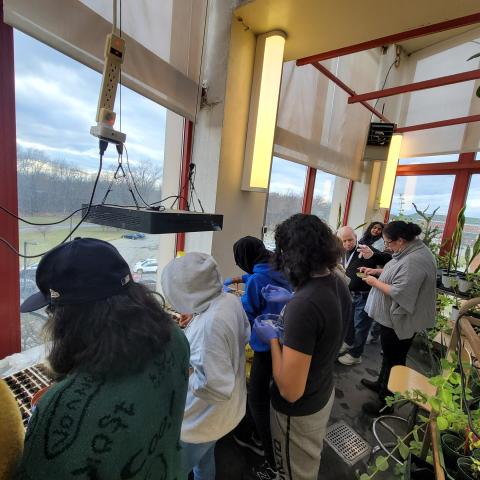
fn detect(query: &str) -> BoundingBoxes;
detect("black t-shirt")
[270,273,352,416]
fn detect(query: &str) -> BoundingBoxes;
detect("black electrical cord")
[0,141,107,258]
[370,59,396,123]
[455,316,480,439]
[0,204,92,226]
[122,144,154,208]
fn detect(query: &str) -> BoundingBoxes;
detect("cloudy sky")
[14,30,480,219]
[14,30,167,174]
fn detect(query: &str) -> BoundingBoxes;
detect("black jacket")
[342,247,391,292]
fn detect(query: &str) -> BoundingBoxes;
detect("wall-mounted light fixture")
[379,133,402,208]
[242,31,286,191]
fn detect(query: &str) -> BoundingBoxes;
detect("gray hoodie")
[161,252,251,443]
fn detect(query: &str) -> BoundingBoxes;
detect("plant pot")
[457,457,478,480]
[442,273,453,288]
[458,279,472,293]
[442,433,465,470]
[442,272,458,289]
[404,453,435,479]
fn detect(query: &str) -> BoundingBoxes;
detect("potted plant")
[443,206,466,289]
[459,235,480,294]
[458,456,480,480]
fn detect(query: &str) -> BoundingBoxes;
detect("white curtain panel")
[274,50,381,181]
[398,28,480,158]
[4,0,206,120]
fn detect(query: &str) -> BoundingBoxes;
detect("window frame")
[389,151,480,253]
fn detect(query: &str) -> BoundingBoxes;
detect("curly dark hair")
[44,282,172,378]
[384,221,422,242]
[273,214,343,288]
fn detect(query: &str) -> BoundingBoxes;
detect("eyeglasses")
[384,239,394,245]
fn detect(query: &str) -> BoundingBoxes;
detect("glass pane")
[311,170,335,223]
[461,175,480,270]
[264,157,306,249]
[390,175,455,249]
[476,152,480,161]
[398,154,458,165]
[15,31,175,350]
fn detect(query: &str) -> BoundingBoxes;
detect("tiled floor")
[212,336,433,479]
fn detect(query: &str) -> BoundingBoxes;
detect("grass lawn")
[19,217,125,267]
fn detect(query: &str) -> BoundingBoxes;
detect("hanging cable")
[0,141,107,258]
[369,59,396,123]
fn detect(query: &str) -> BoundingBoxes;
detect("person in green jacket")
[15,238,190,480]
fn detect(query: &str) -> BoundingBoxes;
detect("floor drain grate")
[325,421,371,466]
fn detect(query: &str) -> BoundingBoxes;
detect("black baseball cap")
[20,238,133,313]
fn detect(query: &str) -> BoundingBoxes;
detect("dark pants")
[369,321,382,339]
[344,292,374,358]
[249,350,275,467]
[377,325,415,399]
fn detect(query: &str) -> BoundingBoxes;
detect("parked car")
[19,262,39,280]
[133,258,158,274]
[122,232,146,240]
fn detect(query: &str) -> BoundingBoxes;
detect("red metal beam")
[312,62,391,123]
[0,0,21,357]
[397,161,480,177]
[342,180,354,226]
[175,119,194,254]
[348,69,480,104]
[440,153,474,255]
[384,209,390,224]
[395,114,480,134]
[302,167,316,214]
[297,13,480,65]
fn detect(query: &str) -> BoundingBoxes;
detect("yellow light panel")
[249,33,285,189]
[379,134,402,208]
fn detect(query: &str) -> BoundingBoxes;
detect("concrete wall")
[210,18,268,279]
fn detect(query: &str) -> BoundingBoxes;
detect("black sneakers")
[233,432,265,457]
[362,399,393,416]
[244,461,278,480]
[360,378,380,393]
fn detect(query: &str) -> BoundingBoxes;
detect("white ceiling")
[235,0,480,61]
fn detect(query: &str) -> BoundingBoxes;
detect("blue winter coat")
[241,263,292,352]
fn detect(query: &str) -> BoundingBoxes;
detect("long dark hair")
[44,282,172,378]
[383,221,422,242]
[360,221,384,246]
[273,214,343,288]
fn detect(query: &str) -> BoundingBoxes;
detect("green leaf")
[399,440,410,459]
[440,389,452,404]
[376,455,389,471]
[437,416,449,430]
[450,372,461,385]
[429,397,442,412]
[359,474,371,480]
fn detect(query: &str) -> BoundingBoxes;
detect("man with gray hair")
[337,226,391,365]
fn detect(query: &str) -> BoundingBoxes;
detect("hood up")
[161,252,222,314]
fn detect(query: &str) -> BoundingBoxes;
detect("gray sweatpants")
[270,389,335,480]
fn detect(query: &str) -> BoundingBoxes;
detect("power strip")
[96,33,125,124]
[91,32,127,144]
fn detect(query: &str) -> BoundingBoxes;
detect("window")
[15,31,177,350]
[311,170,335,223]
[264,157,307,249]
[398,154,458,166]
[461,175,480,260]
[390,175,455,243]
